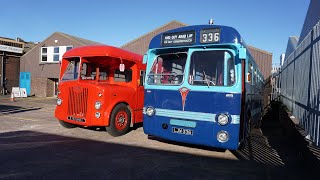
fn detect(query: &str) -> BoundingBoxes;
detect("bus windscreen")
[61,57,80,81]
[189,50,235,86]
[147,52,187,85]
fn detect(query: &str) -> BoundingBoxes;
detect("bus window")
[248,63,253,84]
[81,63,97,80]
[147,52,187,85]
[226,52,235,85]
[114,69,132,82]
[254,69,257,85]
[189,50,235,86]
[99,66,109,81]
[61,57,80,81]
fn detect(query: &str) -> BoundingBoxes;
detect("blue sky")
[1,0,310,65]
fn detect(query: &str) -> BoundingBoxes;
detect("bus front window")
[61,58,80,81]
[81,63,97,80]
[189,50,235,87]
[147,52,187,85]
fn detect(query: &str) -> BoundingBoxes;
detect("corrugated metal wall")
[280,21,320,146]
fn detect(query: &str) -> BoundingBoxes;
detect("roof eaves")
[57,32,87,46]
[21,32,59,58]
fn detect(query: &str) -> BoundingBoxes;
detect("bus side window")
[81,63,97,80]
[254,69,257,86]
[248,63,253,84]
[140,70,145,86]
[99,66,109,81]
[114,69,132,83]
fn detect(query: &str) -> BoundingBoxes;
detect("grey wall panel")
[309,39,320,145]
[299,0,320,44]
[281,20,320,146]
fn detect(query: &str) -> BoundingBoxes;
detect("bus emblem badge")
[179,87,190,111]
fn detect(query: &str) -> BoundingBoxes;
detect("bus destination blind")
[200,28,220,43]
[161,31,195,46]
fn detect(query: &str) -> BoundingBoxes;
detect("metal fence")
[280,21,320,146]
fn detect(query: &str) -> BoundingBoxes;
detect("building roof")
[247,45,272,55]
[284,36,299,59]
[58,32,103,46]
[22,32,103,58]
[0,37,25,45]
[298,0,320,45]
[121,20,187,48]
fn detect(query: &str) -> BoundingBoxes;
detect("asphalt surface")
[0,96,319,180]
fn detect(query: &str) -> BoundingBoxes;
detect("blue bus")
[143,25,264,150]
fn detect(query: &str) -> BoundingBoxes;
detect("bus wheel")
[239,118,251,150]
[58,120,76,128]
[106,104,131,137]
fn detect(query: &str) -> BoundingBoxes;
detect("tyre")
[106,103,131,137]
[58,120,76,128]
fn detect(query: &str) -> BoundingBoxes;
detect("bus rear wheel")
[58,120,76,128]
[106,104,131,137]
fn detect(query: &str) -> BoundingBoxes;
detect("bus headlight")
[95,112,101,118]
[217,131,229,142]
[146,107,155,116]
[217,114,229,125]
[95,101,102,110]
[57,98,62,106]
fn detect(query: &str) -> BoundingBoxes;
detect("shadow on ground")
[0,104,41,116]
[0,130,283,180]
[232,101,320,179]
[1,101,320,179]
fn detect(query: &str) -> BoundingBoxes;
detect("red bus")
[54,45,145,136]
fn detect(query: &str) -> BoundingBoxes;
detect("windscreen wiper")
[201,65,210,88]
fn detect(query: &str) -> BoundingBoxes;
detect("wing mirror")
[119,63,125,72]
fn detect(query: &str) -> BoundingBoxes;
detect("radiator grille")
[68,87,88,117]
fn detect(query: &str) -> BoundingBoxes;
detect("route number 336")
[202,32,220,43]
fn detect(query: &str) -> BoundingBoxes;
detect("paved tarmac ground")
[0,96,319,180]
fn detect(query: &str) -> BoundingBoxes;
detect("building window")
[53,47,60,61]
[42,47,47,54]
[54,47,59,53]
[53,54,60,61]
[66,46,72,51]
[41,47,47,62]
[40,46,73,63]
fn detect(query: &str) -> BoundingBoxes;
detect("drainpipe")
[1,53,3,95]
[1,52,6,95]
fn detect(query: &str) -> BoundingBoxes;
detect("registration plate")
[172,127,193,136]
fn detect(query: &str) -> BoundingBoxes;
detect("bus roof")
[63,45,143,64]
[149,25,245,49]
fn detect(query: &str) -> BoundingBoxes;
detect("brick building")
[0,37,25,95]
[20,32,102,97]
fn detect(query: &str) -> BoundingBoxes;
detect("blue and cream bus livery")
[143,25,264,150]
